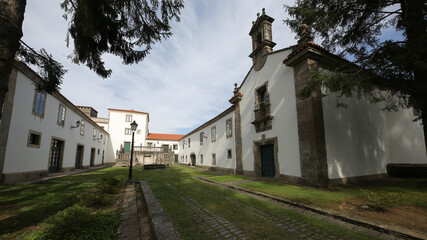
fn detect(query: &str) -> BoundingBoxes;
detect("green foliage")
[77,191,113,208]
[17,42,66,93]
[60,0,184,78]
[361,189,404,212]
[95,176,126,194]
[285,0,427,118]
[23,205,119,240]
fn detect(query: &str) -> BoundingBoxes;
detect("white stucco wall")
[323,94,427,179]
[3,70,111,174]
[179,111,235,170]
[385,109,427,164]
[108,110,148,155]
[239,49,301,177]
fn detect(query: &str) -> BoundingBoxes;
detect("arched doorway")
[190,153,196,166]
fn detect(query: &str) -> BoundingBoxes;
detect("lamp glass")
[130,121,138,131]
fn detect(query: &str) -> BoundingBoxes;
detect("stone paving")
[159,181,377,240]
[166,183,249,240]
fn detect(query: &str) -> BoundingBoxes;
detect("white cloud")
[21,0,297,134]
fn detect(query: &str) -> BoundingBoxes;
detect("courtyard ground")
[1,166,425,239]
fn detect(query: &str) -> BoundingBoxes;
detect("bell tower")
[249,8,276,71]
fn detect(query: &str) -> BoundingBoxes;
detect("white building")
[146,133,184,163]
[179,10,427,187]
[107,108,149,155]
[0,61,115,183]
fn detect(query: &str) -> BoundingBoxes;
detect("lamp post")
[128,120,138,184]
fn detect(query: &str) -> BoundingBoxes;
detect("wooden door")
[90,148,96,167]
[260,144,275,178]
[75,145,84,169]
[49,139,63,173]
[124,142,131,153]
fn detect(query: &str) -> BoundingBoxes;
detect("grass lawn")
[0,166,385,239]
[130,166,373,239]
[205,174,249,182]
[237,179,427,208]
[229,176,427,232]
[0,168,126,240]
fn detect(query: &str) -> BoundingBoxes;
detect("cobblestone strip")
[117,184,140,240]
[221,196,341,240]
[166,183,249,240]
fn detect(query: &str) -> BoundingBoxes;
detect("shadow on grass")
[0,182,94,235]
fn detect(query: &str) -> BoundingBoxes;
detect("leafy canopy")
[16,0,183,94]
[285,0,427,114]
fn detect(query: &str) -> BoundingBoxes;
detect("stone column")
[229,84,243,175]
[292,58,328,187]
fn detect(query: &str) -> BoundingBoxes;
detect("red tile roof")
[146,133,185,141]
[108,108,150,122]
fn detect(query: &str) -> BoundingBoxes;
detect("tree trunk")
[400,0,427,152]
[0,0,26,121]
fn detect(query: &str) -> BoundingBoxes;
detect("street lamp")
[128,120,138,184]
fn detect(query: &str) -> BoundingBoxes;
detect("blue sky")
[21,1,297,134]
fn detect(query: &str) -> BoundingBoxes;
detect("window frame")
[125,114,133,122]
[227,149,232,159]
[226,118,232,138]
[57,104,66,127]
[125,128,132,135]
[80,119,85,136]
[212,153,216,165]
[211,126,216,143]
[32,90,46,118]
[93,129,97,140]
[27,130,42,148]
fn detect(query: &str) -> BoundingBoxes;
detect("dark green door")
[190,154,196,166]
[174,155,178,163]
[260,144,275,178]
[124,142,131,153]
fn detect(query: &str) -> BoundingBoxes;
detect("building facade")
[179,10,427,187]
[0,61,115,183]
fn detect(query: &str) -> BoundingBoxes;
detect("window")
[173,144,178,150]
[227,149,232,159]
[147,142,153,148]
[211,126,216,142]
[57,104,66,126]
[33,91,46,117]
[27,130,41,148]
[97,149,100,155]
[200,132,204,145]
[188,138,191,148]
[80,120,85,135]
[185,156,187,162]
[200,154,203,164]
[125,114,133,122]
[98,134,102,142]
[212,153,216,165]
[252,82,273,132]
[125,128,132,135]
[93,129,97,140]
[226,118,232,138]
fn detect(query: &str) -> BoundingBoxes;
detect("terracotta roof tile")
[146,133,185,141]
